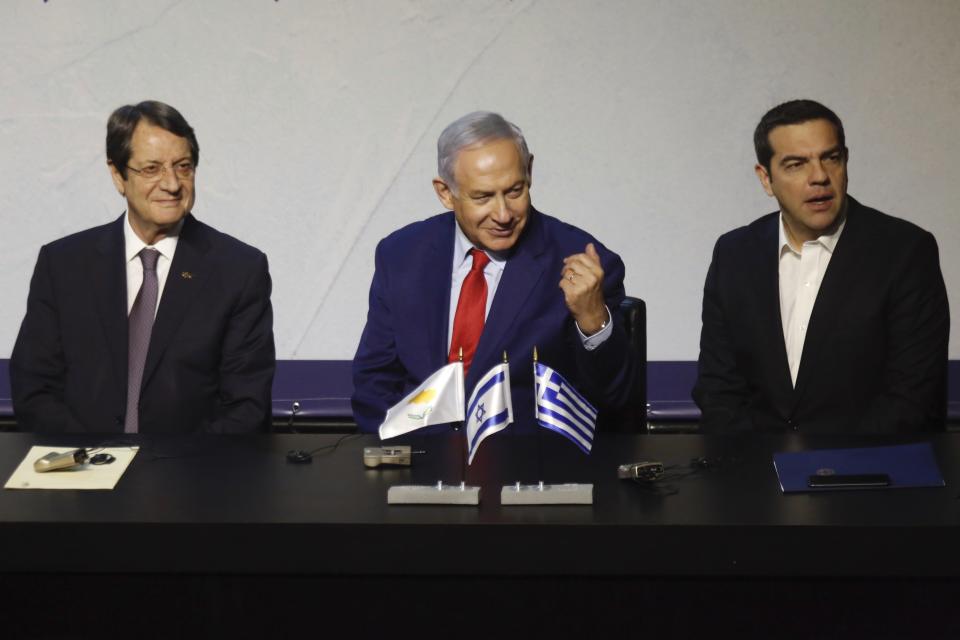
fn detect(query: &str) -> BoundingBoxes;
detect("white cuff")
[576,305,613,352]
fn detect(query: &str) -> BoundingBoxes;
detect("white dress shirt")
[123,214,183,316]
[778,214,846,386]
[448,222,611,353]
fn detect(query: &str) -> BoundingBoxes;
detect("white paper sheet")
[4,446,139,490]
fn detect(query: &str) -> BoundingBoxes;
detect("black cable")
[286,432,363,463]
[625,456,740,496]
[301,433,362,457]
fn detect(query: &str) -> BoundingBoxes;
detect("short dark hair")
[754,99,845,173]
[106,100,199,179]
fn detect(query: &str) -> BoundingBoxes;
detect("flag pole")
[380,355,479,505]
[501,347,594,505]
[456,346,466,489]
[533,346,544,489]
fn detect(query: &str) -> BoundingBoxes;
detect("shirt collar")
[453,219,507,272]
[778,211,846,258]
[124,213,183,263]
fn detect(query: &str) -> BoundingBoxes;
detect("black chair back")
[598,295,647,432]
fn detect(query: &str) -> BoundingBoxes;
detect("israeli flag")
[465,363,513,464]
[534,362,597,453]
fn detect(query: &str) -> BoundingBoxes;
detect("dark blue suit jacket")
[352,208,637,434]
[10,214,275,434]
[693,197,949,434]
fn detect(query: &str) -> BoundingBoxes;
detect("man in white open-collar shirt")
[694,99,949,434]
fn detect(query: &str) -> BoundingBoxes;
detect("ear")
[433,177,456,210]
[754,163,774,197]
[108,161,126,197]
[526,154,535,188]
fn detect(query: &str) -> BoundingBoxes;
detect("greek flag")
[465,363,513,464]
[534,362,597,453]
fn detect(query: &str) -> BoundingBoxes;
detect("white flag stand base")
[500,481,594,505]
[388,481,480,505]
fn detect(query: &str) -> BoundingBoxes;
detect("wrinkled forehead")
[768,119,843,158]
[453,138,527,187]
[129,122,193,161]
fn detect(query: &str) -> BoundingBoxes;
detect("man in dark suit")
[694,99,949,434]
[11,101,275,434]
[352,111,636,434]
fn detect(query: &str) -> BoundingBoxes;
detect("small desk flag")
[534,361,597,453]
[378,362,465,439]
[466,363,513,464]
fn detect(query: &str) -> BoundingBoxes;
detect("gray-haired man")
[351,111,637,434]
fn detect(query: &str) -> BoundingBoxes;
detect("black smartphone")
[808,473,890,488]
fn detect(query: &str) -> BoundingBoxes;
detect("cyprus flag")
[378,362,465,439]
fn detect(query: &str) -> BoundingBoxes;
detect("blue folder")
[773,442,945,493]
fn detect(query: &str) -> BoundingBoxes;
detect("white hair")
[437,111,531,193]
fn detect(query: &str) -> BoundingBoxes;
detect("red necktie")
[449,248,490,374]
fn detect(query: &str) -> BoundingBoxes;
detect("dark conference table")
[2,431,960,635]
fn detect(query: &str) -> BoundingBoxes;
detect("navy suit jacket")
[10,214,275,434]
[693,197,949,434]
[352,208,637,434]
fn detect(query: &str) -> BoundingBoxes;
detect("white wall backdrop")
[2,0,958,360]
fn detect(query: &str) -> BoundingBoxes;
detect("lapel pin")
[181,271,193,279]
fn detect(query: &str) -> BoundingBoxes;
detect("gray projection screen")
[2,1,958,361]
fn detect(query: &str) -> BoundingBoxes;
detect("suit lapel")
[791,199,863,405]
[423,217,455,369]
[395,214,454,373]
[754,215,794,399]
[93,216,129,403]
[141,215,212,388]
[469,210,547,389]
